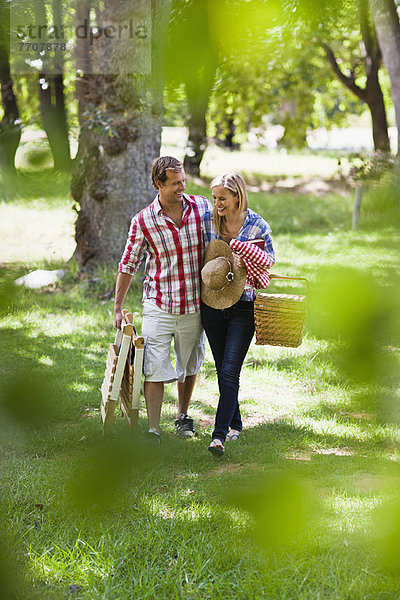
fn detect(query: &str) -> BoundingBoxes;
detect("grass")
[1,160,400,599]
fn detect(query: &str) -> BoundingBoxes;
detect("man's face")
[157,169,186,204]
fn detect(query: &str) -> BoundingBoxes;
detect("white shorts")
[141,300,206,383]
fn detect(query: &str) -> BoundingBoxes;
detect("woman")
[201,172,275,456]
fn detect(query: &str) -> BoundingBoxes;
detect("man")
[114,156,211,442]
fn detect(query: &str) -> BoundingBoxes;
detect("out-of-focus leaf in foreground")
[66,435,160,512]
[372,498,400,574]
[1,369,54,429]
[229,474,318,551]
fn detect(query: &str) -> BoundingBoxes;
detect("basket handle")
[268,273,309,294]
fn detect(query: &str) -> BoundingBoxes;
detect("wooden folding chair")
[119,310,144,428]
[100,309,144,434]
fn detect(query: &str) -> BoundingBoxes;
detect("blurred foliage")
[2,0,394,165]
[357,159,400,230]
[22,138,53,169]
[0,523,28,600]
[66,436,160,513]
[348,151,397,182]
[311,268,391,377]
[165,0,382,149]
[5,0,79,128]
[1,3,400,595]
[229,474,319,552]
[0,275,17,315]
[0,167,71,199]
[309,261,400,426]
[0,369,54,429]
[373,500,400,574]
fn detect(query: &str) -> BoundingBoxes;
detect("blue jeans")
[200,300,255,443]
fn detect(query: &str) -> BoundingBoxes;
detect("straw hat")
[201,239,247,309]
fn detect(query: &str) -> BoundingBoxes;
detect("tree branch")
[322,42,367,101]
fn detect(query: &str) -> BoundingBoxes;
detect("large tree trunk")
[369,0,400,154]
[36,0,71,171]
[0,1,21,174]
[72,0,171,269]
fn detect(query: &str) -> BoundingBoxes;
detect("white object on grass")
[15,269,65,289]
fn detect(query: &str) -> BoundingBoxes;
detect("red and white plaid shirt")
[119,193,212,314]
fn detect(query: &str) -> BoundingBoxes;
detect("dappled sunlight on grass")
[1,298,105,341]
[37,355,54,367]
[70,382,92,393]
[142,493,248,525]
[29,538,114,591]
[294,415,400,446]
[326,495,382,534]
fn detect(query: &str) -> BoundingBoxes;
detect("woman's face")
[212,186,239,218]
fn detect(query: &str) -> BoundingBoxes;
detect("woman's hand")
[232,253,244,268]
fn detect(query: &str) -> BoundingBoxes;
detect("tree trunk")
[366,71,390,151]
[216,117,240,150]
[168,0,217,176]
[369,0,400,154]
[323,42,390,152]
[183,63,217,175]
[183,87,209,176]
[0,78,21,175]
[38,74,71,171]
[224,117,239,150]
[0,1,21,174]
[36,0,71,171]
[72,0,171,269]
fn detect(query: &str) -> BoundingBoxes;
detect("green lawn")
[1,166,400,599]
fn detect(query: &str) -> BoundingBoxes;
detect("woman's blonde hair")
[211,171,249,237]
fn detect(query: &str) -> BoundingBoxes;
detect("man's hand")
[114,306,123,330]
[113,272,133,329]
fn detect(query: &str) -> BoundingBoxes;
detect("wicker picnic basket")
[254,274,308,347]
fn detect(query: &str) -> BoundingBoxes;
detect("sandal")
[226,429,240,441]
[208,439,224,456]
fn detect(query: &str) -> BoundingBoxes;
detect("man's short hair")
[151,156,183,189]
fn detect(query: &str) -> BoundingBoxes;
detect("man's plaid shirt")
[202,208,275,302]
[119,193,212,314]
